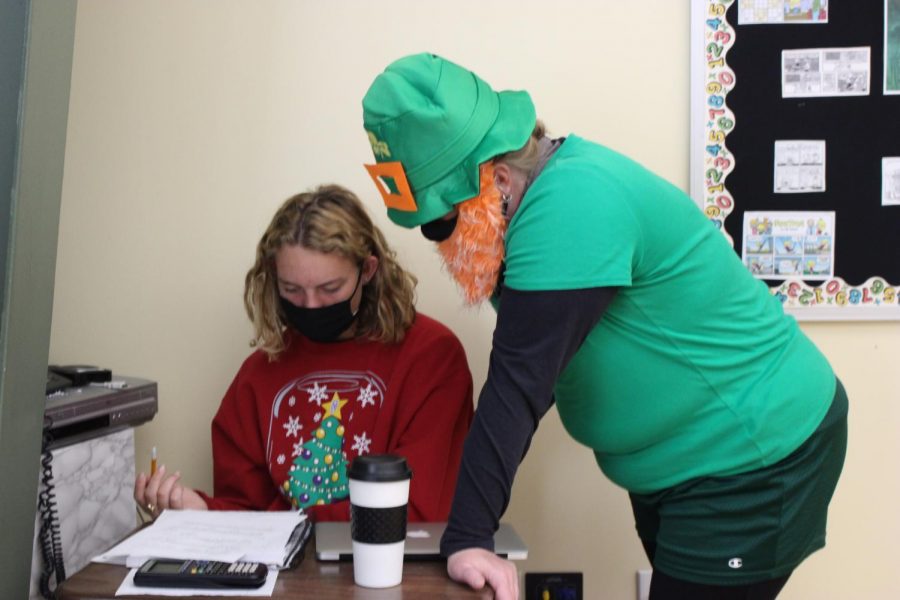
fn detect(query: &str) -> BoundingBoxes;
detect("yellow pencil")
[150,446,158,476]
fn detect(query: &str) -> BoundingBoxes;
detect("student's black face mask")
[420,213,458,242]
[279,269,362,343]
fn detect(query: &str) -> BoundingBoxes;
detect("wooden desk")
[57,542,493,599]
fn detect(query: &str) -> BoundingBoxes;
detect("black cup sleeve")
[350,505,408,544]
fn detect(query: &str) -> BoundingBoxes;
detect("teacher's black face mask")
[279,268,363,342]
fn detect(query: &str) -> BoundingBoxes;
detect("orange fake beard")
[437,163,507,305]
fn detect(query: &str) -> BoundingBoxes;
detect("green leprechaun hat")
[362,52,536,228]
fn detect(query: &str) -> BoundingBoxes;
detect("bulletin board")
[690,0,900,320]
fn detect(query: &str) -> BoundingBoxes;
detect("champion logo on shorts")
[728,558,743,569]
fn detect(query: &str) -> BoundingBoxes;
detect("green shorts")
[629,378,848,586]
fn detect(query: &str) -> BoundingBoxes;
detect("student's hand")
[447,548,518,600]
[134,464,208,517]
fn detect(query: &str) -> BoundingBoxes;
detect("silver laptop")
[315,521,528,561]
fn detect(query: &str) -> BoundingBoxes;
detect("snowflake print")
[352,432,372,455]
[283,415,301,437]
[306,382,328,404]
[357,384,378,408]
[313,412,322,423]
[277,454,285,465]
[288,396,296,407]
[292,440,304,457]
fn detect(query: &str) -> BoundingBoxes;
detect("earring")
[501,193,511,218]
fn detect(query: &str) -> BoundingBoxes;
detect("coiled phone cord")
[37,416,66,600]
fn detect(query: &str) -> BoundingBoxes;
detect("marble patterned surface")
[30,427,137,599]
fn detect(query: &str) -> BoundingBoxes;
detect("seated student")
[134,184,474,522]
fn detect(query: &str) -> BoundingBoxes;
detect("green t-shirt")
[504,135,835,493]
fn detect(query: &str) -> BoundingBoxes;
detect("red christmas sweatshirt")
[197,313,473,523]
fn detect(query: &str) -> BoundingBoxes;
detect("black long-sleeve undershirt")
[440,285,617,556]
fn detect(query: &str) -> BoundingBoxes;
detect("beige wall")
[50,2,900,598]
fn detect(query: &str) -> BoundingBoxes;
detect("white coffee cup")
[347,454,412,588]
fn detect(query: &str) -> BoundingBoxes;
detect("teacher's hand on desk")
[447,548,518,600]
[134,464,208,517]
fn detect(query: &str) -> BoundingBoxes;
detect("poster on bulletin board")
[690,0,900,320]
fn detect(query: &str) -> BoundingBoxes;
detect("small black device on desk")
[48,364,112,388]
[133,559,267,589]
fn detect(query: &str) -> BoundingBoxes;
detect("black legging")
[649,566,790,599]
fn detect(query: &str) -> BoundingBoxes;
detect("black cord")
[37,416,66,600]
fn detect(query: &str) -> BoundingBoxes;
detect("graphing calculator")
[133,558,267,589]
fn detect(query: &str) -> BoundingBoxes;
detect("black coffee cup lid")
[348,454,412,482]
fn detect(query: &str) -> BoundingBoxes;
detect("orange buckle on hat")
[364,161,417,212]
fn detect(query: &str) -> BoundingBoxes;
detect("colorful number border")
[701,0,899,314]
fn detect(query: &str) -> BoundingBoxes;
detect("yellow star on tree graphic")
[322,392,348,420]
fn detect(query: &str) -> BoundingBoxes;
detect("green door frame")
[0,1,77,598]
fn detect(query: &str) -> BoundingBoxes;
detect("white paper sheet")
[883,157,900,206]
[93,510,306,568]
[742,211,836,280]
[774,140,826,193]
[782,47,871,97]
[738,0,829,25]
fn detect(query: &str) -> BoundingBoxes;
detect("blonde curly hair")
[244,184,417,359]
